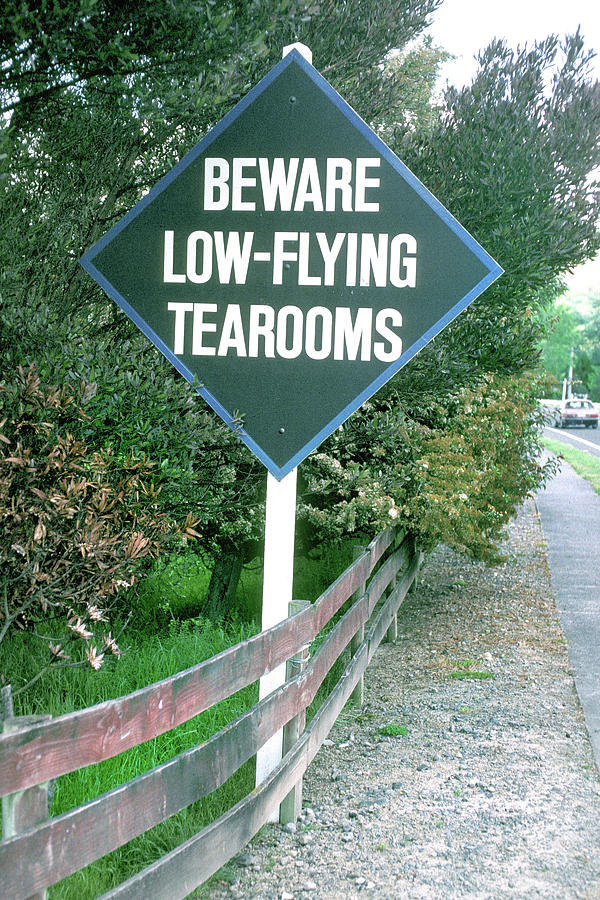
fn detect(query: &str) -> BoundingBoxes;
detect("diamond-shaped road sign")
[80,48,502,480]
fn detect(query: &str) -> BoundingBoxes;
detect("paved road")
[536,454,600,771]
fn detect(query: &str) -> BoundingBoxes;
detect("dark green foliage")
[1,0,442,333]
[541,290,600,399]
[312,373,556,564]
[0,364,192,693]
[1,2,444,624]
[298,33,599,564]
[1,5,599,632]
[389,32,600,391]
[401,34,600,291]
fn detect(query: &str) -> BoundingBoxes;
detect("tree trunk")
[201,544,244,620]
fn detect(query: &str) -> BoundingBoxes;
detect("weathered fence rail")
[0,527,421,899]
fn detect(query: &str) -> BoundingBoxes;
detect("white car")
[558,399,599,429]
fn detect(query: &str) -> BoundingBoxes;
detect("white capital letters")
[294,158,323,211]
[217,304,247,356]
[389,234,417,288]
[360,233,388,287]
[305,307,333,360]
[163,231,186,283]
[259,158,299,211]
[334,308,372,361]
[374,309,403,361]
[187,231,213,283]
[249,305,276,357]
[276,306,303,358]
[316,232,346,285]
[204,158,230,210]
[168,302,193,353]
[192,303,218,355]
[273,232,298,284]
[298,232,321,286]
[355,159,380,212]
[325,158,353,211]
[214,231,254,284]
[232,158,256,211]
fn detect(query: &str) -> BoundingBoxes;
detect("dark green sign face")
[81,49,502,479]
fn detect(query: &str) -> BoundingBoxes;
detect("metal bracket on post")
[280,599,311,825]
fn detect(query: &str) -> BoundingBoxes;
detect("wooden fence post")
[384,577,398,643]
[385,530,402,644]
[1,682,14,724]
[409,546,423,593]
[279,600,311,825]
[1,686,52,900]
[349,544,367,707]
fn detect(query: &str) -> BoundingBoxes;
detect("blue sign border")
[80,48,503,480]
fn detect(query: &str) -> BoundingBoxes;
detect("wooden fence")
[0,527,421,899]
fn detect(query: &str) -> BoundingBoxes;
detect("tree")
[1,1,444,630]
[540,288,600,400]
[0,364,200,694]
[2,8,599,633]
[300,31,600,562]
[540,303,581,394]
[385,32,600,395]
[379,35,451,133]
[2,1,444,340]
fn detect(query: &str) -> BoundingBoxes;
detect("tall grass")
[1,537,363,897]
[3,616,258,898]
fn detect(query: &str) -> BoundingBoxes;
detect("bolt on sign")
[80,48,502,480]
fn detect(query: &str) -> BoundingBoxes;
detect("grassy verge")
[542,435,600,496]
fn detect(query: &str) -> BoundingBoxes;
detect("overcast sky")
[425,0,600,89]
[424,0,600,294]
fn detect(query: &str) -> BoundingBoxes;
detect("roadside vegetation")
[1,0,599,894]
[542,437,600,496]
[541,287,600,401]
[3,540,354,898]
[12,615,257,899]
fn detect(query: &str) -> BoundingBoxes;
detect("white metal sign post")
[254,40,309,813]
[255,466,298,792]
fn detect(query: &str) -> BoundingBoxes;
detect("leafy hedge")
[298,373,555,564]
[0,365,198,694]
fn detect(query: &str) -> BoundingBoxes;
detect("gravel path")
[205,498,600,899]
